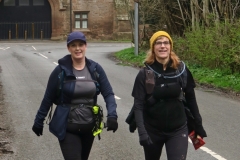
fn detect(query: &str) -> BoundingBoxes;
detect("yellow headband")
[150,31,173,51]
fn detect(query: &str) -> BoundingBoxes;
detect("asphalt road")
[0,42,239,160]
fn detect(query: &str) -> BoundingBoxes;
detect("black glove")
[32,125,43,136]
[195,125,207,138]
[107,117,118,132]
[139,133,153,146]
[129,120,137,133]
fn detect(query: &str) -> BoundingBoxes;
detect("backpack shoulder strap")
[177,61,187,89]
[93,67,100,95]
[144,67,155,94]
[93,67,100,81]
[53,70,65,105]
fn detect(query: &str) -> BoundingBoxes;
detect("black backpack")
[125,61,194,133]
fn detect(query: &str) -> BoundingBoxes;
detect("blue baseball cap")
[67,31,86,45]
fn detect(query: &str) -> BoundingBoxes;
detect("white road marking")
[0,47,10,50]
[200,147,227,160]
[114,95,121,100]
[38,53,48,59]
[188,139,227,160]
[53,62,58,65]
[32,46,37,50]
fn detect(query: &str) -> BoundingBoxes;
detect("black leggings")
[143,124,188,160]
[59,130,95,160]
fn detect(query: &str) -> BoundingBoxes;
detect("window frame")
[73,11,89,29]
[33,0,44,6]
[4,0,16,6]
[19,0,30,6]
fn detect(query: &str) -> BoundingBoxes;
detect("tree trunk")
[177,0,186,28]
[203,0,210,26]
[190,0,195,30]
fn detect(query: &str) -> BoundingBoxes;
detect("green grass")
[115,47,146,67]
[115,48,240,93]
[189,65,240,92]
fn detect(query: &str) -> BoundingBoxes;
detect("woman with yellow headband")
[131,31,207,160]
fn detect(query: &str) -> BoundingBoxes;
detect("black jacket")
[132,61,205,135]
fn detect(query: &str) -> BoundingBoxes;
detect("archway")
[0,0,52,40]
[47,0,67,40]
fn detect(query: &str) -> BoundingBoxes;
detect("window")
[33,0,44,5]
[19,0,29,6]
[4,0,15,6]
[74,12,89,29]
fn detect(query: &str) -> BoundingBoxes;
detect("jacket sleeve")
[184,68,202,125]
[132,69,148,136]
[33,66,61,128]
[184,67,205,127]
[96,64,118,119]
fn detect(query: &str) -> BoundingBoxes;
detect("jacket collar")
[58,55,97,76]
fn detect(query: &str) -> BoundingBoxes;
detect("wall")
[72,0,114,40]
[48,0,132,40]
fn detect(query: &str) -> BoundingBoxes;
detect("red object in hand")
[189,131,205,150]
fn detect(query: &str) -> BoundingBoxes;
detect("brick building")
[0,0,132,40]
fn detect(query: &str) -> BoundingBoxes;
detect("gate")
[0,21,51,40]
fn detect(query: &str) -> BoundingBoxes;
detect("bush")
[175,22,240,74]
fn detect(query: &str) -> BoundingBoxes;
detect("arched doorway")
[0,0,51,40]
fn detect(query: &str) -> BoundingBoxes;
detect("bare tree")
[203,0,210,26]
[123,0,240,49]
[231,0,240,23]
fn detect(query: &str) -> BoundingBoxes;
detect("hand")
[129,120,137,133]
[139,133,153,146]
[32,125,43,136]
[195,125,207,138]
[106,117,118,133]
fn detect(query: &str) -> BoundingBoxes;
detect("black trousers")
[143,123,188,160]
[59,126,95,160]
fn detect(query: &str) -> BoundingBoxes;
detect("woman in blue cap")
[32,31,118,160]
